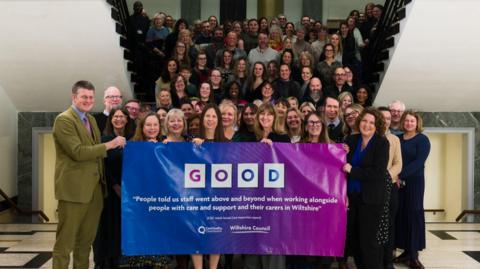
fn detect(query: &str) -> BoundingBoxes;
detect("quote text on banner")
[122,142,347,256]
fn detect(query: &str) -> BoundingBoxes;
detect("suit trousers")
[53,184,103,269]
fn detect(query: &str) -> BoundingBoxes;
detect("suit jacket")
[93,112,108,134]
[53,107,107,203]
[327,121,345,143]
[345,134,389,205]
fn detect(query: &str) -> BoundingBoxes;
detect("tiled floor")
[0,222,479,268]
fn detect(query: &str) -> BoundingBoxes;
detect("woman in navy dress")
[394,111,431,269]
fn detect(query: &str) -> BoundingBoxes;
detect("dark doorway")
[220,0,247,25]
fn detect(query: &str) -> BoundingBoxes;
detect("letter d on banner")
[264,163,284,188]
[185,164,206,188]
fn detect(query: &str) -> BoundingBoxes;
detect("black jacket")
[345,134,389,205]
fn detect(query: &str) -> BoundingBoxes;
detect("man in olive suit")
[52,80,126,269]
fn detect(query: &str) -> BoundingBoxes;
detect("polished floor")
[0,212,479,268]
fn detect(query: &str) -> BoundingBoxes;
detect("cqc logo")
[184,163,284,189]
[197,226,223,234]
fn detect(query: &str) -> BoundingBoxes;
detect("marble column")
[258,0,283,20]
[181,0,201,23]
[302,0,323,21]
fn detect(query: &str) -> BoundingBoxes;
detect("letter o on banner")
[238,163,259,188]
[212,164,232,188]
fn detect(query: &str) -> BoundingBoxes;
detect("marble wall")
[17,112,59,222]
[16,112,480,222]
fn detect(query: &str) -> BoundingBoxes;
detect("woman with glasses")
[316,43,342,89]
[191,51,210,88]
[93,108,134,269]
[342,103,364,138]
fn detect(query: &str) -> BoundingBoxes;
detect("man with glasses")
[277,14,288,32]
[124,99,141,122]
[325,67,353,98]
[94,86,123,133]
[388,100,406,135]
[52,80,126,269]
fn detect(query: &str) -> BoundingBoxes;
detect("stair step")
[115,23,124,35]
[397,7,406,20]
[377,50,390,61]
[124,50,133,61]
[127,62,134,72]
[390,22,400,35]
[111,8,120,22]
[373,62,385,73]
[384,37,395,49]
[120,36,128,49]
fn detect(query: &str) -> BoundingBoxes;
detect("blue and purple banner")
[122,142,347,256]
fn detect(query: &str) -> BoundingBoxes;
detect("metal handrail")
[456,210,480,222]
[365,0,406,85]
[109,0,130,36]
[0,188,49,222]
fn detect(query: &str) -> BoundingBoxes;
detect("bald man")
[94,87,123,133]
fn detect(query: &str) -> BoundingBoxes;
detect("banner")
[122,142,347,256]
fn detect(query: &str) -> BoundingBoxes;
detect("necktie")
[83,117,92,136]
[328,123,335,131]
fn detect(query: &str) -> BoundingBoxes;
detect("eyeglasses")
[390,109,404,114]
[344,111,358,118]
[307,121,322,126]
[106,95,122,99]
[125,106,139,112]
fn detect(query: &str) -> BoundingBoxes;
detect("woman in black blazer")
[342,107,389,269]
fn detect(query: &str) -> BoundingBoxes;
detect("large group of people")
[52,2,432,269]
[127,1,385,106]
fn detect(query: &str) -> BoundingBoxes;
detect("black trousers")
[346,193,384,269]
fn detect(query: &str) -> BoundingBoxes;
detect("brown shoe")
[409,258,425,269]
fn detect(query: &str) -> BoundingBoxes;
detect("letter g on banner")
[185,164,206,188]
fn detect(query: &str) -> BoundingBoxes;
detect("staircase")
[364,0,412,100]
[107,0,150,102]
